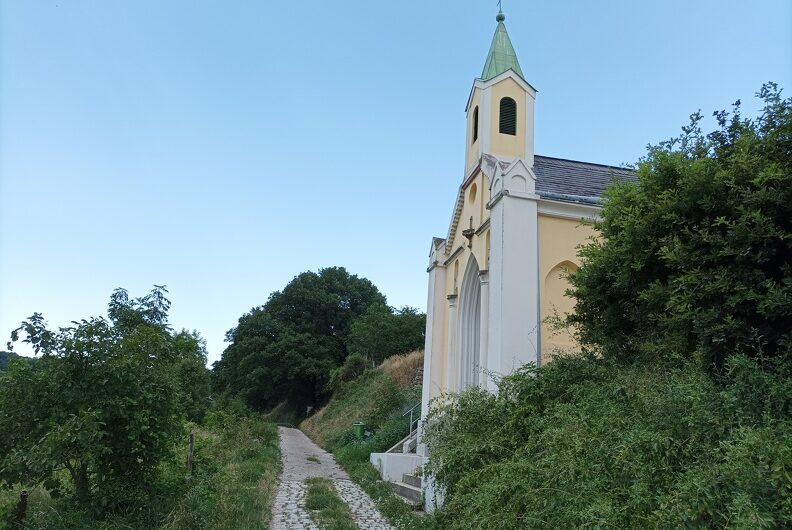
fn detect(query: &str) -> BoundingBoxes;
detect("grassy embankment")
[0,409,280,530]
[301,350,436,530]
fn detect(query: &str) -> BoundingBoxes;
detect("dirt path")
[270,427,394,530]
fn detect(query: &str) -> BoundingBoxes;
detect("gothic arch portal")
[458,257,481,390]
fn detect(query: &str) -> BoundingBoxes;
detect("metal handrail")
[403,401,421,438]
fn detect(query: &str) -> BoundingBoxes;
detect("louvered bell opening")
[499,97,517,135]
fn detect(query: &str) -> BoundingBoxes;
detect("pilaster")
[478,270,491,390]
[418,242,447,456]
[487,160,540,377]
[445,294,458,393]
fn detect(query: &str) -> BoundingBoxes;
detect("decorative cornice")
[487,189,540,209]
[475,218,490,235]
[537,198,601,221]
[461,165,481,191]
[426,259,447,273]
[443,245,466,266]
[444,187,466,256]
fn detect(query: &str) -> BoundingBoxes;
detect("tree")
[213,267,386,410]
[569,83,792,370]
[0,286,200,512]
[0,351,34,371]
[172,329,212,423]
[346,304,426,364]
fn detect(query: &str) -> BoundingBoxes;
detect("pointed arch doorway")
[458,257,481,390]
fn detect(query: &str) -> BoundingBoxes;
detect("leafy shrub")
[0,287,210,516]
[569,83,792,370]
[346,304,426,364]
[424,353,792,529]
[327,354,371,394]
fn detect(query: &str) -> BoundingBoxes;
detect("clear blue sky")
[1,1,790,365]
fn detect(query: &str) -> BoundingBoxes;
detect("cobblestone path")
[270,427,394,530]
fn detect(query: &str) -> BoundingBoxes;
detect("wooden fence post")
[187,432,194,477]
[16,490,28,522]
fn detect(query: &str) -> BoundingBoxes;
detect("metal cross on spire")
[496,0,505,22]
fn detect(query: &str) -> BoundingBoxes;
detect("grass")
[164,412,281,530]
[379,350,423,389]
[0,410,281,529]
[301,351,437,530]
[334,451,436,530]
[304,478,357,530]
[307,455,321,464]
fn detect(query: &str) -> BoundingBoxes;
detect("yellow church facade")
[420,13,632,405]
[371,12,633,510]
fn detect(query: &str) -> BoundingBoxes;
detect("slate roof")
[533,155,636,204]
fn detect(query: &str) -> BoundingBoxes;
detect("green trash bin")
[353,422,365,440]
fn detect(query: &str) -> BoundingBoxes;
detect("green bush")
[0,287,214,521]
[327,354,370,395]
[165,410,281,530]
[346,304,426,364]
[569,83,792,370]
[424,353,792,529]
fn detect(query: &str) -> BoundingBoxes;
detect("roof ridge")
[535,154,634,172]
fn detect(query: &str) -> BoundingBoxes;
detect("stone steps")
[390,481,422,504]
[390,472,422,506]
[402,473,421,488]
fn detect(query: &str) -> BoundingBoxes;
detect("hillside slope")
[300,350,436,530]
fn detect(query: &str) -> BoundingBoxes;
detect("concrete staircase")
[390,471,422,506]
[370,402,427,509]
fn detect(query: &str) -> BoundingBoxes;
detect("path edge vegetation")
[301,351,437,530]
[0,289,282,529]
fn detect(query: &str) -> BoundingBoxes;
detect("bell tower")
[464,10,536,175]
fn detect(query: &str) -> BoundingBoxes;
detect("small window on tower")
[472,106,479,143]
[499,97,517,135]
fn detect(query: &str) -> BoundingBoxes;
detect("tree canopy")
[346,304,425,364]
[569,83,792,370]
[0,286,210,512]
[212,267,388,410]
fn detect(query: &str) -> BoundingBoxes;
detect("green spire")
[481,11,524,81]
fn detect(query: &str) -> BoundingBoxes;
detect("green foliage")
[423,353,792,529]
[171,330,212,423]
[213,267,386,411]
[569,83,792,369]
[304,477,357,530]
[164,410,280,530]
[327,354,370,395]
[0,351,34,372]
[0,286,211,516]
[303,369,416,452]
[0,404,280,529]
[346,304,426,364]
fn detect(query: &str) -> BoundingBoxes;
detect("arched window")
[499,97,517,135]
[472,106,479,143]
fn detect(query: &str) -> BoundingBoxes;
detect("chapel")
[371,10,634,510]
